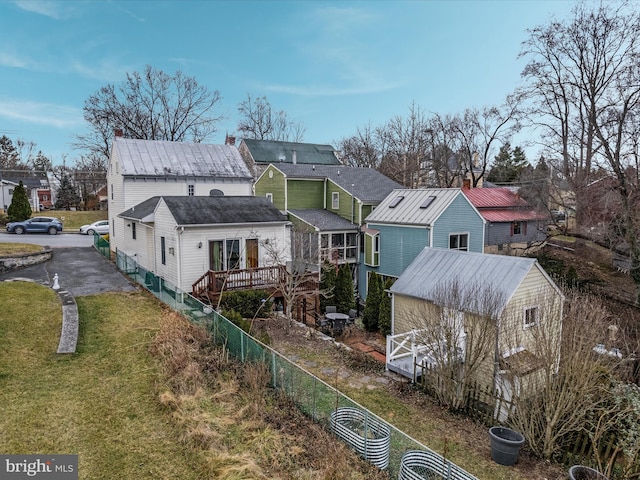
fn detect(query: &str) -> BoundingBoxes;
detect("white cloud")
[0,52,30,69]
[0,99,82,129]
[14,0,76,20]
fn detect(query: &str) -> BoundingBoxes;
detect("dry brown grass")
[0,243,43,256]
[150,311,388,480]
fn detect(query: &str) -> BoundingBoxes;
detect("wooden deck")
[192,265,319,307]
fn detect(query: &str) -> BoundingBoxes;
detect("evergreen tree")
[7,181,32,222]
[362,273,382,332]
[334,264,355,314]
[378,278,394,336]
[55,174,81,210]
[319,261,337,312]
[487,143,529,184]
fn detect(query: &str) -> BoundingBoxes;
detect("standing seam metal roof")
[113,137,253,179]
[364,188,465,226]
[241,139,340,165]
[390,247,540,313]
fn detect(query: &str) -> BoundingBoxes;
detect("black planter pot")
[488,426,525,466]
[568,466,609,480]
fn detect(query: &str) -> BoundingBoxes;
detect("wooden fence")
[417,364,640,479]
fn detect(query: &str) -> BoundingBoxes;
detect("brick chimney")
[114,128,123,137]
[463,178,471,190]
[225,134,236,146]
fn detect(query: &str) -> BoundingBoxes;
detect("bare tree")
[375,102,433,188]
[236,94,305,142]
[261,225,320,325]
[449,95,522,187]
[335,123,382,168]
[405,279,507,410]
[75,65,224,162]
[506,290,621,461]
[520,2,640,297]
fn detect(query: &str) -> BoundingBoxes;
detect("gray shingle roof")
[241,139,340,166]
[273,164,402,203]
[119,196,288,226]
[112,137,253,179]
[288,209,359,231]
[365,188,470,226]
[390,247,542,313]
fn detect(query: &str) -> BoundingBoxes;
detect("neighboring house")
[107,135,254,255]
[255,163,402,274]
[0,170,49,212]
[235,137,341,178]
[462,185,547,254]
[117,196,291,295]
[360,188,485,299]
[387,247,564,415]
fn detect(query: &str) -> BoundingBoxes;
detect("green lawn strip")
[0,243,43,256]
[0,285,204,479]
[45,210,107,231]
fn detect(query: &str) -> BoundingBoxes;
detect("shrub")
[220,308,271,345]
[334,264,355,314]
[378,278,394,336]
[362,273,382,332]
[218,290,273,318]
[7,181,32,222]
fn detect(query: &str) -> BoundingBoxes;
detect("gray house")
[462,186,547,254]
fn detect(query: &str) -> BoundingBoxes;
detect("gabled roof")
[365,188,476,226]
[241,139,340,166]
[462,187,529,208]
[119,196,288,226]
[288,209,359,232]
[462,187,545,222]
[0,169,49,188]
[112,137,253,179]
[390,247,559,314]
[271,163,402,203]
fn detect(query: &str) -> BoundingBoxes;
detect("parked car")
[79,220,109,235]
[6,216,63,235]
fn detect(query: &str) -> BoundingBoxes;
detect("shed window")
[332,192,339,209]
[511,221,527,236]
[188,184,195,196]
[524,306,539,328]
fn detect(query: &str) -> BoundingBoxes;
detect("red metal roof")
[481,209,545,222]
[462,187,530,208]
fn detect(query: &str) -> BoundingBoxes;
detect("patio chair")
[326,305,337,314]
[348,309,357,324]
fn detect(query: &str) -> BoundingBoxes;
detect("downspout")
[177,226,184,293]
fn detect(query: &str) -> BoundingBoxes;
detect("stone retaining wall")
[0,248,52,273]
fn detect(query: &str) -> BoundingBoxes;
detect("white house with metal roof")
[117,196,291,293]
[387,247,564,415]
[360,188,485,299]
[107,135,254,256]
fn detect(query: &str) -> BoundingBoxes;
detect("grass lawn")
[0,284,204,479]
[0,243,43,256]
[46,210,108,231]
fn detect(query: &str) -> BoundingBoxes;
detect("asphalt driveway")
[0,247,137,297]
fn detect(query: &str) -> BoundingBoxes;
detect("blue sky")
[0,0,577,165]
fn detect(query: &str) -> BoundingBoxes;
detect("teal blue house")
[360,188,485,298]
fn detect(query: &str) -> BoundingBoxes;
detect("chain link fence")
[114,249,478,480]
